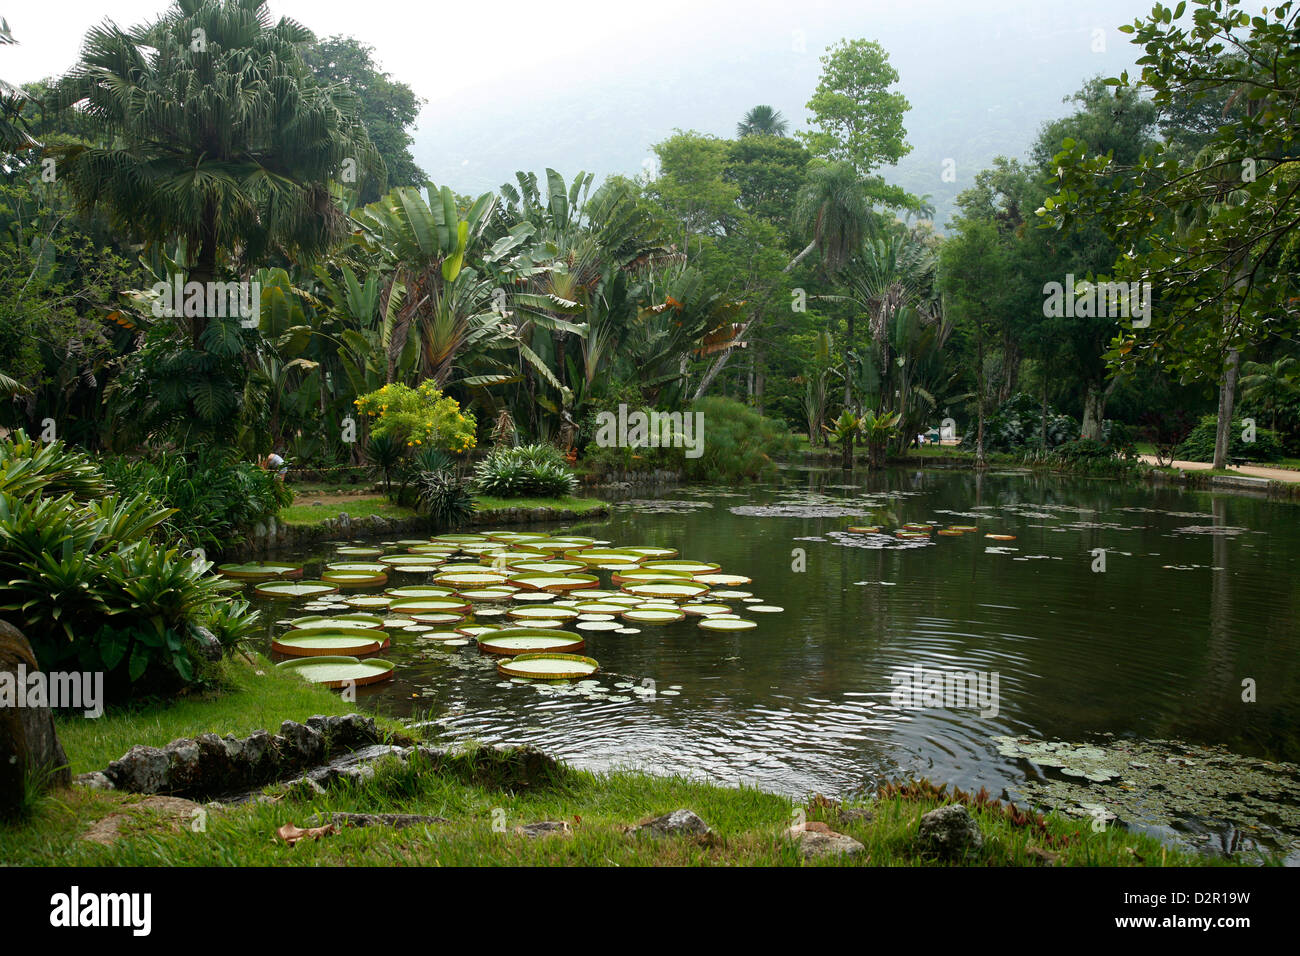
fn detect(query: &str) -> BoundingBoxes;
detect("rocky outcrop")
[99,714,385,798]
[786,821,866,859]
[0,620,71,817]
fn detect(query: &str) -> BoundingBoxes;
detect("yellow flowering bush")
[354,381,477,454]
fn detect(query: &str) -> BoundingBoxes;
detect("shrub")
[354,381,477,454]
[0,432,258,700]
[963,393,1077,453]
[1175,415,1283,463]
[472,445,578,498]
[416,469,476,529]
[683,397,797,481]
[100,447,292,554]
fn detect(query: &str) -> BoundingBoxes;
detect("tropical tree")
[737,105,789,138]
[52,0,379,346]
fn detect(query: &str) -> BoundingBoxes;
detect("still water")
[254,465,1299,846]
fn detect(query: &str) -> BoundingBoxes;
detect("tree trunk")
[754,348,765,414]
[844,312,854,407]
[975,332,988,468]
[784,239,817,273]
[1081,386,1103,441]
[1212,348,1241,469]
[1040,378,1049,450]
[842,433,853,470]
[189,199,219,348]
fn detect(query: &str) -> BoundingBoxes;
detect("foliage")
[1176,415,1283,463]
[415,468,475,530]
[354,381,477,453]
[0,431,253,699]
[962,393,1077,454]
[472,444,577,498]
[682,397,796,481]
[99,448,292,554]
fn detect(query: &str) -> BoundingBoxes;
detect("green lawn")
[474,495,606,514]
[5,657,1232,867]
[279,497,418,526]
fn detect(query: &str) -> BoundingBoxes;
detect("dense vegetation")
[1,0,1297,700]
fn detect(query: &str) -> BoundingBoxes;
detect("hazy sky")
[5,0,1154,225]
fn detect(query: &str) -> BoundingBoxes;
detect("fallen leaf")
[277,822,336,846]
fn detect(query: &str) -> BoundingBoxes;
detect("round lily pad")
[217,562,303,581]
[321,569,389,588]
[624,581,709,600]
[508,605,580,621]
[747,605,784,613]
[622,547,678,558]
[845,526,881,534]
[385,585,456,598]
[277,655,394,687]
[255,580,339,600]
[434,570,510,587]
[576,620,623,632]
[457,586,518,602]
[410,612,466,625]
[497,653,599,680]
[698,617,758,631]
[388,597,471,615]
[291,614,385,630]
[681,603,733,616]
[509,560,588,574]
[509,572,600,593]
[342,594,393,609]
[642,560,720,575]
[949,525,978,532]
[272,631,386,657]
[336,546,384,558]
[692,573,752,587]
[621,607,685,624]
[477,628,586,656]
[985,533,1017,540]
[432,533,488,544]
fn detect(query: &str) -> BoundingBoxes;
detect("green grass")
[53,655,410,776]
[5,657,1251,867]
[279,496,418,525]
[473,495,606,514]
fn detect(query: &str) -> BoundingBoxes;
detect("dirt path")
[1138,455,1300,483]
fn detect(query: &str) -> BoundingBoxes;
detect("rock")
[187,623,223,662]
[80,795,205,846]
[0,620,72,815]
[73,771,115,791]
[305,713,381,752]
[636,809,712,837]
[162,737,202,791]
[515,820,571,838]
[786,821,866,859]
[918,804,984,859]
[277,720,326,768]
[105,745,170,794]
[282,777,327,801]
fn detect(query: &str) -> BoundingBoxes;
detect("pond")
[246,465,1300,859]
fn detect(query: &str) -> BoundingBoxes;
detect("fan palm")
[737,105,789,138]
[51,0,378,346]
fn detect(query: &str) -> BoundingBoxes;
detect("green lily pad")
[477,628,586,656]
[255,580,339,600]
[276,655,394,687]
[497,653,599,680]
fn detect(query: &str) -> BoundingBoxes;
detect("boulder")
[277,720,326,769]
[635,809,712,837]
[0,620,71,816]
[918,804,984,859]
[105,745,170,794]
[786,821,866,859]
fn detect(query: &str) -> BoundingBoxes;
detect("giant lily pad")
[509,572,600,593]
[508,605,580,621]
[218,562,303,581]
[276,655,393,687]
[388,597,471,615]
[623,581,709,600]
[497,653,599,680]
[621,607,685,624]
[290,614,384,630]
[698,617,757,631]
[642,560,720,574]
[477,628,586,656]
[272,631,386,657]
[255,580,339,600]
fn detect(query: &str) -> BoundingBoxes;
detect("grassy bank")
[3,658,1236,867]
[279,494,607,528]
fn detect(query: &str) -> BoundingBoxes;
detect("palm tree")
[737,105,789,138]
[1240,355,1299,433]
[785,163,871,274]
[52,0,379,346]
[0,19,38,154]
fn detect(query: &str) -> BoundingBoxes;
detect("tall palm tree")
[737,105,789,138]
[52,0,378,346]
[785,162,871,274]
[0,19,38,154]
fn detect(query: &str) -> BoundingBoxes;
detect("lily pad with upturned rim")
[497,653,599,680]
[217,562,303,581]
[271,631,387,657]
[255,580,339,600]
[698,617,758,631]
[276,655,394,687]
[477,628,586,656]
